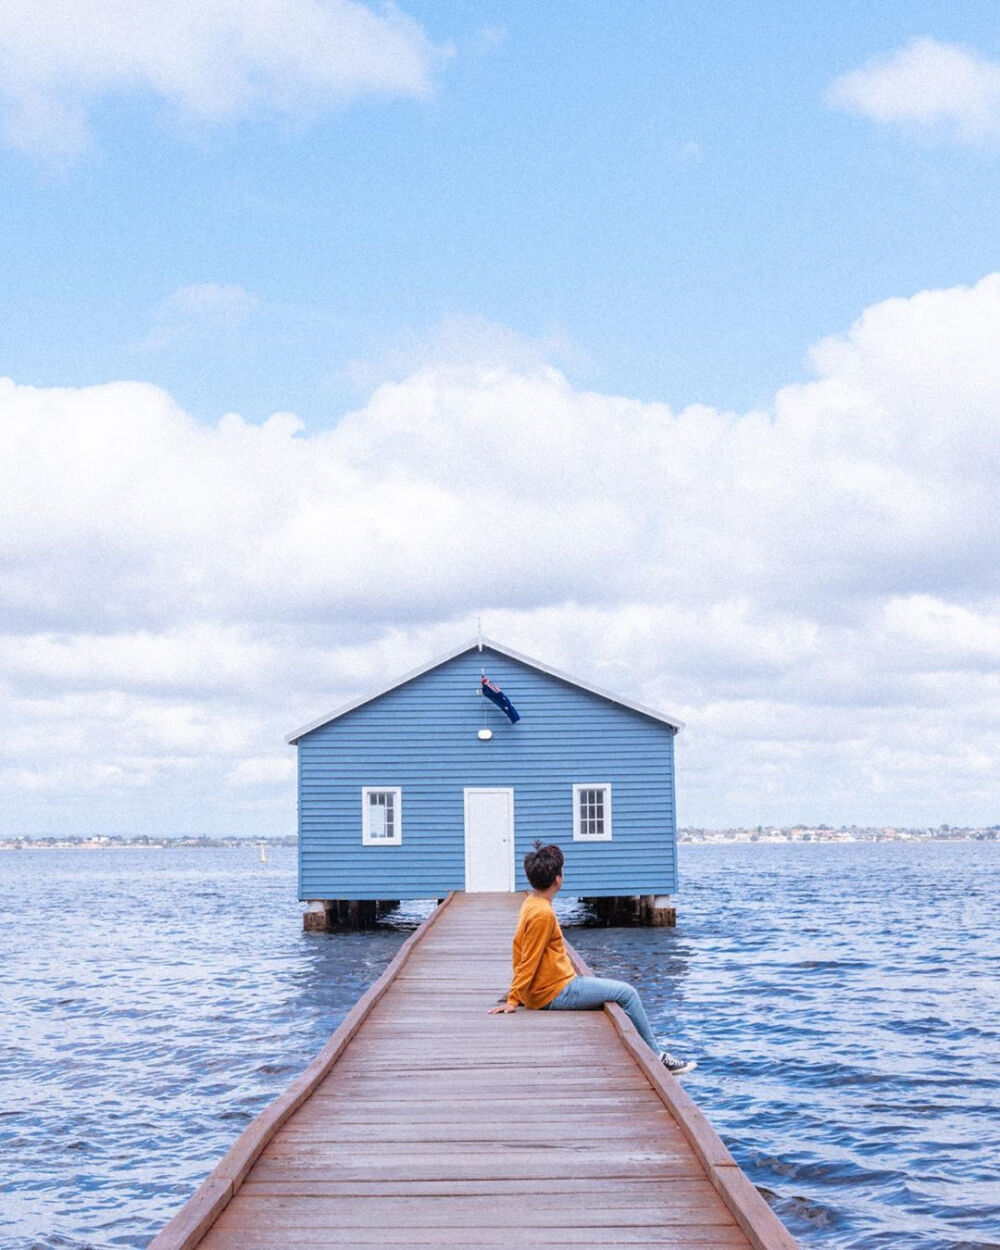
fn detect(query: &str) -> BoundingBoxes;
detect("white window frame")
[573,783,612,842]
[361,787,402,846]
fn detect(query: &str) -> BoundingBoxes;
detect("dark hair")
[524,840,564,890]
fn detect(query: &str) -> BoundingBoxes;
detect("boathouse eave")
[285,636,685,744]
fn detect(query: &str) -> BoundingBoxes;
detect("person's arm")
[499,909,552,1010]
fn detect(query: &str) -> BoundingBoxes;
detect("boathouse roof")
[285,636,684,743]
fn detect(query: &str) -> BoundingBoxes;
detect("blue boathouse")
[286,639,684,929]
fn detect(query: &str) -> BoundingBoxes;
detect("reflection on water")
[0,841,997,1249]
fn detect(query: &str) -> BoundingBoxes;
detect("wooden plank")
[260,1140,695,1160]
[312,1081,651,1097]
[315,1071,650,1091]
[276,1120,681,1140]
[264,1153,696,1172]
[199,1228,753,1248]
[306,1092,651,1108]
[207,1189,738,1229]
[285,1108,679,1126]
[242,1154,706,1182]
[237,1176,708,1197]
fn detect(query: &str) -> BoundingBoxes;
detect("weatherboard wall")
[296,646,678,901]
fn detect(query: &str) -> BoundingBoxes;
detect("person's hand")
[487,1002,517,1014]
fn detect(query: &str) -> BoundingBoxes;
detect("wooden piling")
[584,894,677,926]
[303,899,397,931]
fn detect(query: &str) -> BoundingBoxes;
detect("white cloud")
[881,596,1000,669]
[343,314,586,394]
[138,283,259,351]
[226,756,297,787]
[0,0,451,156]
[827,37,1000,142]
[2,274,1000,830]
[161,283,258,322]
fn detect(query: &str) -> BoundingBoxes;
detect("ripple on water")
[1,841,998,1250]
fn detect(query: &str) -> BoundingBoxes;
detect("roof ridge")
[286,637,683,743]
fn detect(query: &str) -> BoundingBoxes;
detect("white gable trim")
[285,637,684,743]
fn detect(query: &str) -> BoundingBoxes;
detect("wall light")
[477,728,493,741]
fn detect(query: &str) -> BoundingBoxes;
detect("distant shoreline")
[1,831,995,851]
[680,833,998,844]
[0,838,298,851]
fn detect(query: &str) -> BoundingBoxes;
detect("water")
[568,842,1000,1250]
[0,841,997,1249]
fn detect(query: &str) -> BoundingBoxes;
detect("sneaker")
[659,1051,697,1076]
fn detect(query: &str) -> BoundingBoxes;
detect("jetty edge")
[150,892,798,1249]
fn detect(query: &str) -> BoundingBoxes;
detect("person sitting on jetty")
[488,840,696,1075]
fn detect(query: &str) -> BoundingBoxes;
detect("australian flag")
[481,675,520,723]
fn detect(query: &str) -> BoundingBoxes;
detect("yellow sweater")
[506,893,576,1009]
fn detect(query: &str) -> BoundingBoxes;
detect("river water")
[0,841,996,1249]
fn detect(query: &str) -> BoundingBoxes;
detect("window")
[573,783,612,841]
[362,787,402,845]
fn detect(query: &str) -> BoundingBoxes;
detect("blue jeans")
[543,975,661,1054]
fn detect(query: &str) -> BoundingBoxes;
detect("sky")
[1,0,998,836]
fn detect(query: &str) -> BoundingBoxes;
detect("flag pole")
[477,619,488,730]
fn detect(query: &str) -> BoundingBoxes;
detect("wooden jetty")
[151,893,797,1249]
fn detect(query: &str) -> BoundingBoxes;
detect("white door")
[464,787,515,892]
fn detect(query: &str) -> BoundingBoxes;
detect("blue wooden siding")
[296,647,678,901]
